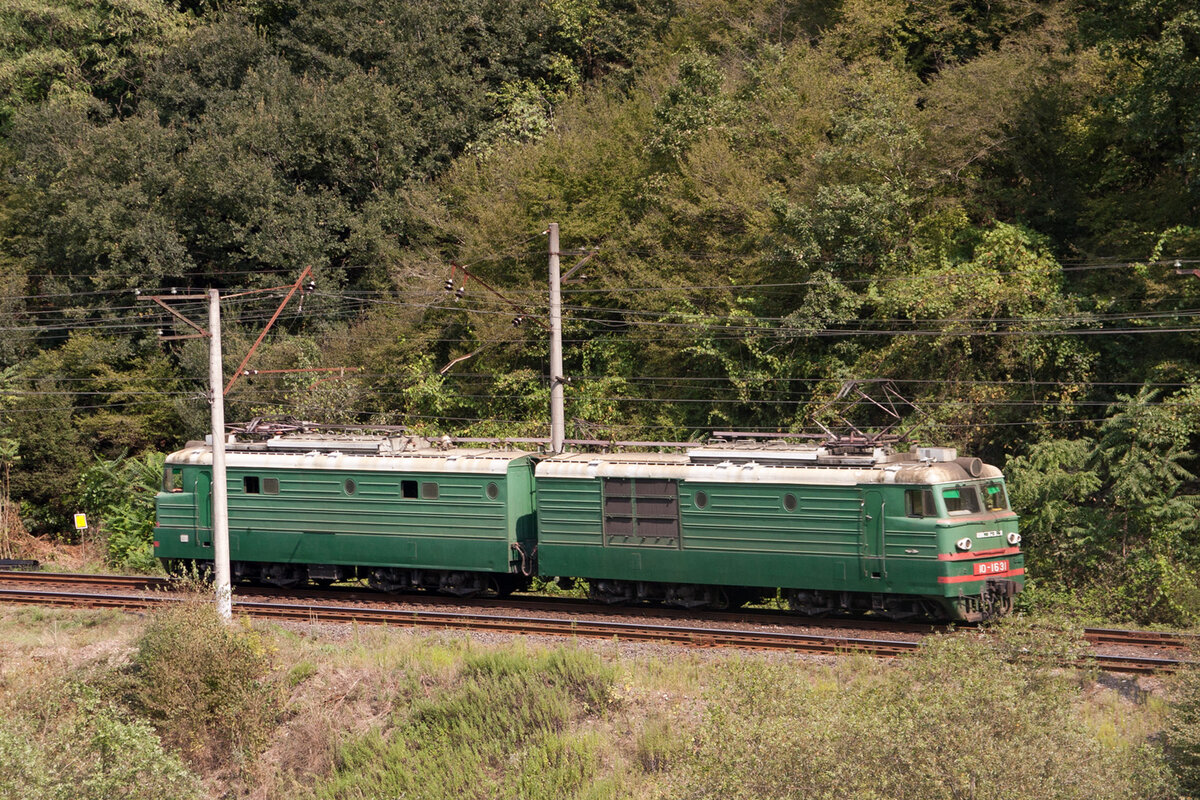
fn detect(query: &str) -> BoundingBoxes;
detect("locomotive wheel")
[588,580,632,605]
[488,576,516,598]
[709,588,732,611]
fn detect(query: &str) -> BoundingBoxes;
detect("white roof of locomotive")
[164,434,1001,484]
[535,448,1002,486]
[165,435,532,475]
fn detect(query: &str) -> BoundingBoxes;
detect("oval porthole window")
[344,479,356,495]
[783,493,797,511]
[695,491,708,509]
[486,482,499,500]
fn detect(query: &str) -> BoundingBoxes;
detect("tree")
[1007,386,1200,623]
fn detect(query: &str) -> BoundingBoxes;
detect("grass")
[0,605,1186,799]
[312,646,620,800]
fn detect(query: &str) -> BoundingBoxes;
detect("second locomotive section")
[535,446,1022,621]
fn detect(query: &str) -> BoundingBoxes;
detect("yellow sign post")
[73,513,87,530]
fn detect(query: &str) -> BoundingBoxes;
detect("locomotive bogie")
[586,579,755,609]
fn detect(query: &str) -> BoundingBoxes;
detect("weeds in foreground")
[312,645,618,800]
[0,682,203,800]
[684,627,1172,799]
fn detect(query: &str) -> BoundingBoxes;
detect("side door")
[194,470,213,548]
[861,490,886,579]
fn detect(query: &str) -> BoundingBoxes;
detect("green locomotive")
[155,435,538,596]
[536,444,1021,621]
[155,434,1021,621]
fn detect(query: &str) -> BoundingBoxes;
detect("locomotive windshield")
[983,482,1009,511]
[939,482,1010,515]
[941,485,981,515]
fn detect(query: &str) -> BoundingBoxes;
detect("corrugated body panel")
[536,479,603,546]
[680,485,862,556]
[883,528,939,559]
[218,467,513,571]
[157,494,194,530]
[535,475,873,588]
[225,469,508,538]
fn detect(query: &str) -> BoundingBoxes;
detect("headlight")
[956,537,972,552]
[1007,532,1021,546]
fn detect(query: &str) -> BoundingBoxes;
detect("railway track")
[0,587,920,655]
[0,571,171,589]
[0,571,1189,673]
[1,570,1194,651]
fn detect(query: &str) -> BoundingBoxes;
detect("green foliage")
[126,600,278,768]
[1006,437,1103,582]
[5,333,187,534]
[647,49,729,164]
[1165,662,1200,794]
[1008,386,1200,624]
[78,450,164,571]
[314,645,616,800]
[0,684,203,800]
[0,0,189,131]
[684,625,1170,798]
[1076,1,1200,245]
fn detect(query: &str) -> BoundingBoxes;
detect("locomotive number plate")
[973,560,1009,576]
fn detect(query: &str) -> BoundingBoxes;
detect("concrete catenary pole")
[548,223,565,453]
[208,289,232,622]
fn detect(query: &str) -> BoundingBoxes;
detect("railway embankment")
[0,579,1192,799]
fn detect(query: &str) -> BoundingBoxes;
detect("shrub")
[0,685,203,800]
[1164,662,1200,793]
[684,625,1171,799]
[314,645,618,800]
[125,600,278,769]
[78,451,165,571]
[635,715,684,773]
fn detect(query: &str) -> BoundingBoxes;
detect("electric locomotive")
[155,434,538,595]
[154,432,1021,621]
[536,443,1021,621]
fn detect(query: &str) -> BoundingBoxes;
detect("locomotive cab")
[922,477,1023,620]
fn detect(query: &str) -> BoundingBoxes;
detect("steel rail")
[0,571,1195,651]
[1083,627,1198,650]
[0,571,935,631]
[0,571,170,588]
[0,588,920,655]
[0,587,1183,673]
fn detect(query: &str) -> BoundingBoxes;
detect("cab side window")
[163,468,184,492]
[905,489,936,517]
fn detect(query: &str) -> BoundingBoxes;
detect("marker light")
[1007,532,1022,545]
[956,537,972,552]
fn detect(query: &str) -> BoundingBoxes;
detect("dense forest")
[0,0,1198,623]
